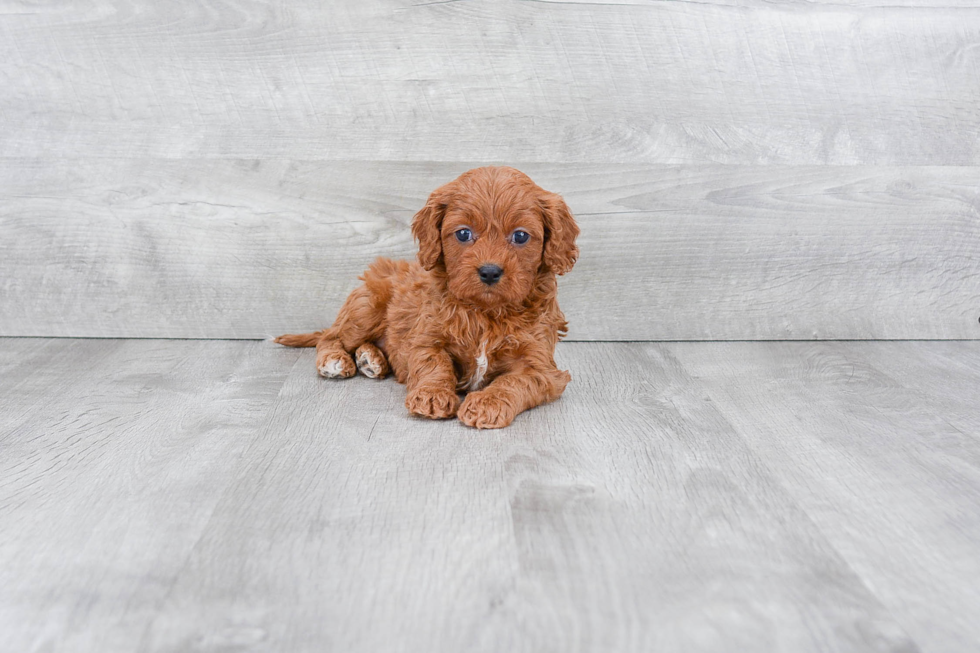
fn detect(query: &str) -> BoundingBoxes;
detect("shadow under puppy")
[276,166,579,429]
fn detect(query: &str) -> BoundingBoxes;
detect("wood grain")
[836,340,980,438]
[0,339,297,653]
[670,340,980,653]
[2,160,977,340]
[5,339,963,652]
[1,0,979,164]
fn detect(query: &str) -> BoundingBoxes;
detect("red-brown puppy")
[276,166,579,429]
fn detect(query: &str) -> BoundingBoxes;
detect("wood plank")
[0,338,64,394]
[137,342,914,652]
[836,341,980,437]
[2,0,979,164]
[669,341,980,653]
[0,339,297,653]
[547,0,980,5]
[0,339,125,428]
[2,160,977,340]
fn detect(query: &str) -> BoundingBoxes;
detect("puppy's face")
[439,180,545,309]
[412,167,579,310]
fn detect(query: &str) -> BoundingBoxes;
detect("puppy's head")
[411,166,579,309]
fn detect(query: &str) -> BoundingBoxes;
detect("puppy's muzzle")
[478,264,503,286]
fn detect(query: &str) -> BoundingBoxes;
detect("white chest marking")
[468,341,489,391]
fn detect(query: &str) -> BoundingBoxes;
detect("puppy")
[276,166,579,429]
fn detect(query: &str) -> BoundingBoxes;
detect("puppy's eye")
[511,230,530,245]
[454,228,473,243]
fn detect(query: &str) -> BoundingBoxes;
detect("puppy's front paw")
[406,386,460,419]
[458,391,516,429]
[317,351,356,379]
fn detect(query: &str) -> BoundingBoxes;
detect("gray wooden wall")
[2,0,978,340]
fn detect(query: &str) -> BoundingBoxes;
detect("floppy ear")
[539,191,580,275]
[411,182,454,271]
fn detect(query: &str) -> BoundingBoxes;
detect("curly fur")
[276,166,579,429]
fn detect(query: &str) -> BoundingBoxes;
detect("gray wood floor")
[2,338,978,653]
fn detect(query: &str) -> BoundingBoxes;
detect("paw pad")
[355,344,389,379]
[318,353,356,378]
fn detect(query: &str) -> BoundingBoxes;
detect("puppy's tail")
[273,331,323,347]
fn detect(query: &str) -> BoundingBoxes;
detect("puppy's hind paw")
[355,343,390,379]
[317,352,356,379]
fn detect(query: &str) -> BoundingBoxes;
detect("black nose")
[478,264,503,286]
